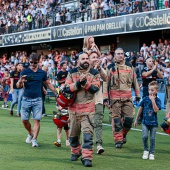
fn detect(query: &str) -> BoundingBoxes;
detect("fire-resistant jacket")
[103,62,140,101]
[65,66,100,116]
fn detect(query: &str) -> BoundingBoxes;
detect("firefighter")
[64,53,100,167]
[104,48,140,148]
[89,51,106,154]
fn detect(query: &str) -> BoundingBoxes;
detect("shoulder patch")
[107,62,115,70]
[69,67,78,74]
[125,61,132,68]
[89,68,99,76]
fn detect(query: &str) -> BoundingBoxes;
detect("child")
[53,105,70,147]
[134,81,161,160]
[83,36,101,56]
[1,79,10,108]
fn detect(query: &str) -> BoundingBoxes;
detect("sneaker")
[32,139,38,147]
[10,110,13,116]
[5,104,8,107]
[70,154,81,161]
[115,143,122,148]
[97,145,104,154]
[81,159,92,167]
[26,134,33,143]
[149,154,155,160]
[17,113,21,117]
[2,105,4,108]
[142,151,149,159]
[54,141,61,147]
[66,140,70,146]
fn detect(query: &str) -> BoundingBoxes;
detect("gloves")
[76,79,87,89]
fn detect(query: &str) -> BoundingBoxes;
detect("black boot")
[123,135,126,144]
[115,143,122,148]
[70,154,81,161]
[81,159,92,167]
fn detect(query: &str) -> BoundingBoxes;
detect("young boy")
[53,105,70,147]
[134,81,161,160]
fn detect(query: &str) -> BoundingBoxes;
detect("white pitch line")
[102,123,169,136]
[0,107,169,136]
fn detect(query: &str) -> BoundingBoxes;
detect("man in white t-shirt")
[100,0,110,17]
[140,43,149,58]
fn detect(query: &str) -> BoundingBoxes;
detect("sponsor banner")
[126,10,170,32]
[2,33,25,46]
[2,28,50,46]
[51,23,84,40]
[24,29,51,43]
[84,17,125,36]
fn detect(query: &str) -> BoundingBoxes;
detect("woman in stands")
[9,63,23,116]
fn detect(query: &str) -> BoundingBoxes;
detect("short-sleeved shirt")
[142,67,158,87]
[20,68,47,98]
[10,71,21,89]
[57,70,68,85]
[140,96,161,126]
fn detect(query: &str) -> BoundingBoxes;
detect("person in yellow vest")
[27,12,32,30]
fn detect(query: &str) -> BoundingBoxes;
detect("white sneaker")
[32,139,38,147]
[26,134,33,143]
[149,154,155,160]
[5,104,8,107]
[142,151,149,159]
[97,145,104,154]
[2,105,4,108]
[66,140,70,146]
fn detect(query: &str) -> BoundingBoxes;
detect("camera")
[25,76,34,81]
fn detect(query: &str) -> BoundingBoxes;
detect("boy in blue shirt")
[134,81,161,160]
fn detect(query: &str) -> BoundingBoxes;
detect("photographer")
[16,53,57,148]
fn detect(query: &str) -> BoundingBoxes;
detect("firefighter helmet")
[56,90,76,108]
[53,115,68,128]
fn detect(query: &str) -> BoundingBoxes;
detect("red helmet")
[165,125,170,135]
[56,90,76,108]
[53,115,68,128]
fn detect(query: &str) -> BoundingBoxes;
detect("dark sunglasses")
[30,61,38,64]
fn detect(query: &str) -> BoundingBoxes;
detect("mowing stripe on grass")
[0,107,169,136]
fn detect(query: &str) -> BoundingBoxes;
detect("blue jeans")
[21,97,42,120]
[142,124,157,154]
[10,88,23,114]
[104,10,111,17]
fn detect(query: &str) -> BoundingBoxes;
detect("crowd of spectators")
[0,0,166,35]
[1,38,170,93]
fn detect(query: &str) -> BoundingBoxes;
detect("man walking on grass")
[17,53,57,147]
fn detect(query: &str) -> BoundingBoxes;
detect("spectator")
[100,0,111,18]
[65,9,72,23]
[16,53,58,148]
[26,12,32,30]
[9,63,23,116]
[141,57,163,98]
[91,0,99,20]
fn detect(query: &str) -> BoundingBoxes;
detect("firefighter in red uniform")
[64,53,100,167]
[104,48,140,148]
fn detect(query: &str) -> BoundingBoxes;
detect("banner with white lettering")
[126,10,170,32]
[84,17,125,36]
[2,28,50,46]
[51,23,84,40]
